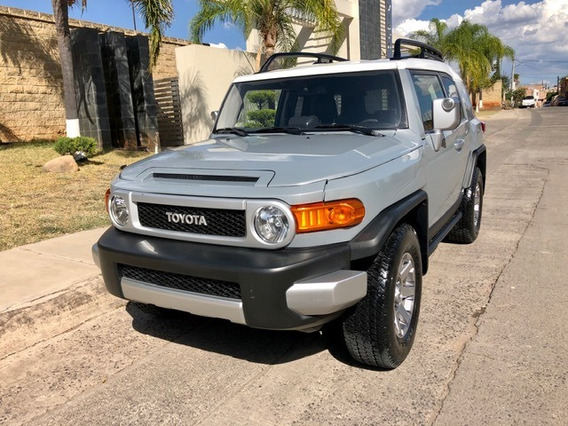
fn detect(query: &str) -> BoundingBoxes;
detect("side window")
[441,74,464,121]
[411,73,445,131]
[456,81,476,120]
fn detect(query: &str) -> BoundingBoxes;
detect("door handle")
[454,139,465,152]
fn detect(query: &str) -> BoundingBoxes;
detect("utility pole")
[511,60,515,90]
[510,58,515,106]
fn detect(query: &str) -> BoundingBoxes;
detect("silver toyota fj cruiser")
[93,39,486,369]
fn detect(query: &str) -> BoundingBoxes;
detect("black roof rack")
[391,38,444,62]
[258,52,348,73]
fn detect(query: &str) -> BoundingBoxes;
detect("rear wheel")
[339,224,422,369]
[446,166,484,244]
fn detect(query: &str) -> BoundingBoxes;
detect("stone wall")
[481,79,502,110]
[0,6,189,142]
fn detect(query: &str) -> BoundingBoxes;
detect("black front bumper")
[95,227,353,330]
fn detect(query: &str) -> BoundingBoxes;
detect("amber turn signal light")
[291,199,365,233]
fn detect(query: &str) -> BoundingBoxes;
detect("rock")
[43,155,79,173]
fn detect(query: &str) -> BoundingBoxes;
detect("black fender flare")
[469,144,487,191]
[349,190,429,274]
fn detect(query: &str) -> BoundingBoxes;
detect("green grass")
[0,141,151,251]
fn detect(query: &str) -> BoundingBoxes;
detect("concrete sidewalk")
[0,228,107,313]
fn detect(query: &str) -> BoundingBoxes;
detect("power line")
[516,59,568,63]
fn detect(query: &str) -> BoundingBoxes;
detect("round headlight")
[254,206,289,244]
[109,195,129,227]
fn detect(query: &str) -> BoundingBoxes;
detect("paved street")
[0,107,567,425]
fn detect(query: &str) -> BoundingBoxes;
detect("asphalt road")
[1,107,567,425]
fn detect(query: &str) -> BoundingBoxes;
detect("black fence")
[70,28,160,151]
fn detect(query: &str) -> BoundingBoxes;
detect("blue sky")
[393,0,568,86]
[417,0,541,21]
[2,0,567,85]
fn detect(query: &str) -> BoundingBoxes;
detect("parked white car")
[521,95,536,108]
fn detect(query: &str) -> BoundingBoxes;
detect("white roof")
[233,57,461,84]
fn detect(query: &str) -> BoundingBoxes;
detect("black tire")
[340,224,422,369]
[445,166,484,244]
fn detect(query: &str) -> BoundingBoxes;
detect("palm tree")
[190,0,344,67]
[446,22,514,109]
[413,19,514,110]
[51,0,174,137]
[411,18,448,54]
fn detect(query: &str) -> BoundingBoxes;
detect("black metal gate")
[154,77,184,147]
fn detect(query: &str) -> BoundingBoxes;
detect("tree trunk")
[263,25,277,59]
[52,0,80,137]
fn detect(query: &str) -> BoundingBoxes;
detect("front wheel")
[339,224,422,369]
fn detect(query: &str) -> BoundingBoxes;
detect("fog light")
[109,195,129,227]
[254,206,289,244]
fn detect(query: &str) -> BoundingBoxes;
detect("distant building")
[524,84,546,107]
[560,76,568,98]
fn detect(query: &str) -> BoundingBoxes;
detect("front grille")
[137,203,246,237]
[153,173,258,183]
[121,265,241,300]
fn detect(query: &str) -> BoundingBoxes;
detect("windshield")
[215,70,406,134]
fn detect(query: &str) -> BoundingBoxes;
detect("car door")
[410,71,468,228]
[439,73,471,208]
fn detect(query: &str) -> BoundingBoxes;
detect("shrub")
[54,136,99,157]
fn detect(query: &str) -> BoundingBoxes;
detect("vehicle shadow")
[125,302,385,370]
[126,301,326,365]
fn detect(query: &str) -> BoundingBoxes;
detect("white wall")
[175,45,256,144]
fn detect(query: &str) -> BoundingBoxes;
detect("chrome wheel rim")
[473,180,482,228]
[394,252,416,338]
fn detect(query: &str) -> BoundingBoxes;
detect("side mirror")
[431,98,460,152]
[433,97,460,130]
[210,111,219,121]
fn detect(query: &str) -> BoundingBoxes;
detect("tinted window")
[216,71,407,132]
[411,73,445,131]
[441,74,464,121]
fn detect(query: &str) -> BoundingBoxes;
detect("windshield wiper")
[315,124,384,137]
[252,127,304,135]
[214,127,249,137]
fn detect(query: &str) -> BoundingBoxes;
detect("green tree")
[505,87,526,107]
[51,0,174,138]
[190,0,344,66]
[411,18,448,54]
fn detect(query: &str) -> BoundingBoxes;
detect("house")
[523,84,546,107]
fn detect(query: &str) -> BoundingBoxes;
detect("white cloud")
[392,0,568,83]
[445,14,463,29]
[393,18,430,40]
[209,42,228,49]
[392,0,442,27]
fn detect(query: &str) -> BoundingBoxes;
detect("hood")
[119,132,421,187]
